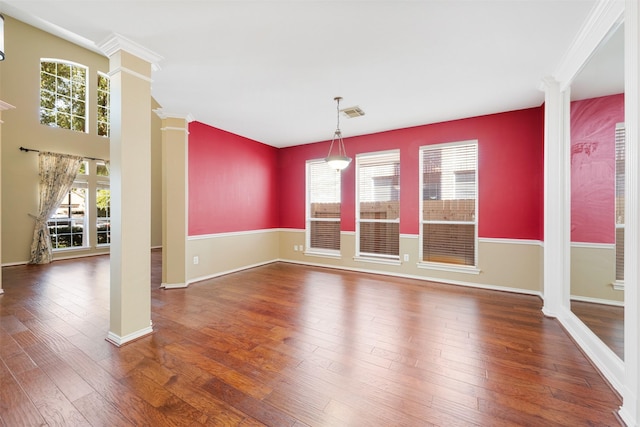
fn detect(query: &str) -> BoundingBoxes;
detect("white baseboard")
[105,324,153,347]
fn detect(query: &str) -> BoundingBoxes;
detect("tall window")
[48,160,110,250]
[97,73,111,137]
[356,150,400,260]
[96,162,111,245]
[40,59,88,132]
[615,123,625,283]
[306,160,341,253]
[420,141,478,267]
[49,162,88,249]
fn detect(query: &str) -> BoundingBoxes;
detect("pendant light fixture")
[325,96,352,170]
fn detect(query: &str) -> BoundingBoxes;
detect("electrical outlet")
[293,245,298,251]
[299,245,304,252]
[403,254,409,262]
[193,256,199,265]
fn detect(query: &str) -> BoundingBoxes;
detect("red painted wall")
[570,93,624,244]
[278,107,544,240]
[188,121,279,235]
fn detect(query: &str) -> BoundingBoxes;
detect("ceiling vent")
[340,106,365,118]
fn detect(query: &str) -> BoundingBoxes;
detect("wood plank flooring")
[572,300,624,360]
[0,251,623,426]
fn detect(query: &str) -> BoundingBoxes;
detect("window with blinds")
[356,150,400,259]
[615,123,625,283]
[306,160,341,253]
[420,141,478,266]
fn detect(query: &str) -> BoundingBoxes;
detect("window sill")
[96,244,111,249]
[612,280,624,291]
[417,261,481,275]
[353,256,401,266]
[52,246,91,253]
[304,250,341,260]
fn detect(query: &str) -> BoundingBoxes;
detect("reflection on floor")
[571,300,624,360]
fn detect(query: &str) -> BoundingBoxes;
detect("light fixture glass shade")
[325,155,352,170]
[0,14,4,61]
[325,96,351,171]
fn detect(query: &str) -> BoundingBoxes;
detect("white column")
[98,35,162,346]
[0,100,16,296]
[541,77,571,317]
[155,111,192,289]
[620,0,640,424]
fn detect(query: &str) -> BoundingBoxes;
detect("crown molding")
[153,109,195,123]
[553,0,624,90]
[98,33,163,72]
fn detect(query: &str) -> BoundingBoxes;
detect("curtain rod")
[19,146,107,163]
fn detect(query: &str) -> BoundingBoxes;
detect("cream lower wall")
[187,230,280,284]
[188,229,543,294]
[570,243,622,304]
[282,231,542,294]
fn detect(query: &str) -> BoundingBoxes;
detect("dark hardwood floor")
[572,300,624,360]
[0,250,623,426]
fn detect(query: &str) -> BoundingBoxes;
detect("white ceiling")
[1,0,609,148]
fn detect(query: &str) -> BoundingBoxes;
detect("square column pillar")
[155,111,192,289]
[99,35,162,346]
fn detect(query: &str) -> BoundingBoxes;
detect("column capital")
[98,33,163,71]
[154,109,194,123]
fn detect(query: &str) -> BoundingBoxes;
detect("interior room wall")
[277,107,545,293]
[186,121,280,282]
[0,16,163,265]
[570,93,624,302]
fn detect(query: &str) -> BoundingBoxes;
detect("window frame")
[97,72,111,137]
[305,159,342,257]
[48,160,110,252]
[355,149,401,264]
[40,58,89,133]
[418,140,480,273]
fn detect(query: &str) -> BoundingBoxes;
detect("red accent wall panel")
[188,121,279,235]
[278,107,544,240]
[570,93,624,244]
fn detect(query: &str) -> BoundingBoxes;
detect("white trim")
[479,237,543,246]
[353,256,401,266]
[621,0,640,423]
[553,0,625,90]
[557,307,624,393]
[571,295,624,307]
[187,259,278,285]
[98,33,163,71]
[0,100,16,111]
[612,280,625,291]
[304,250,341,260]
[400,233,418,239]
[108,66,153,83]
[279,258,541,298]
[570,241,616,249]
[188,228,279,240]
[105,325,153,347]
[161,282,188,289]
[417,262,481,275]
[159,126,189,133]
[153,109,195,122]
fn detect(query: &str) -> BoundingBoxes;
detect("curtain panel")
[29,152,83,264]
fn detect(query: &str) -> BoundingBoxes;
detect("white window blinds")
[615,123,625,282]
[421,142,478,266]
[307,160,341,252]
[357,150,400,259]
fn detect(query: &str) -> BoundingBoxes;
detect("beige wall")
[571,244,622,303]
[0,16,162,265]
